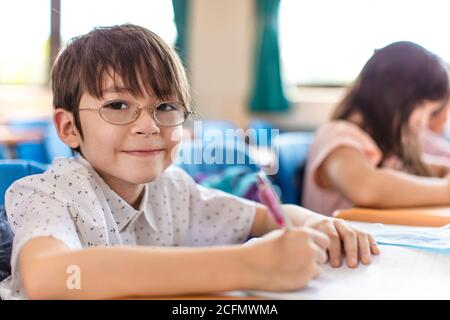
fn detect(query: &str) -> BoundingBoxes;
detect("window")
[279,0,450,86]
[61,0,176,47]
[0,0,51,84]
[0,0,176,85]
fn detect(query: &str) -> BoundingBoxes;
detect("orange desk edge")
[335,206,450,227]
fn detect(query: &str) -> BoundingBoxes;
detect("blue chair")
[247,119,279,147]
[191,119,245,145]
[0,204,12,282]
[7,118,52,163]
[193,119,238,136]
[0,160,47,283]
[272,132,315,204]
[0,160,48,206]
[0,146,9,160]
[175,138,260,177]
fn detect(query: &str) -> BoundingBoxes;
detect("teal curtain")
[249,0,290,113]
[172,0,189,65]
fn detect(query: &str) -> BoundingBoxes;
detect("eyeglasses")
[78,100,195,126]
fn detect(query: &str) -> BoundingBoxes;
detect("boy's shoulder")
[49,157,90,174]
[35,156,87,176]
[6,157,91,193]
[4,157,96,214]
[6,160,195,198]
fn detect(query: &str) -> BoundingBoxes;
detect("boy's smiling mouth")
[121,148,165,157]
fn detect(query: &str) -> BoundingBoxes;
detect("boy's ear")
[53,108,81,149]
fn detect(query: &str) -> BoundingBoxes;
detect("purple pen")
[256,171,293,230]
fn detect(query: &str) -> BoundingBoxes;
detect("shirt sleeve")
[307,121,382,188]
[175,168,257,246]
[5,176,82,283]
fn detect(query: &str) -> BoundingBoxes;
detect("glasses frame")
[78,100,196,127]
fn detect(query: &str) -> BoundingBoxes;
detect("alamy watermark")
[172,121,280,175]
[66,265,81,290]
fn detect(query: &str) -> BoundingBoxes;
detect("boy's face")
[56,74,183,188]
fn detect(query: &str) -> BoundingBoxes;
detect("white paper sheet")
[246,223,450,300]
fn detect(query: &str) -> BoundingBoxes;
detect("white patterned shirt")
[0,157,257,299]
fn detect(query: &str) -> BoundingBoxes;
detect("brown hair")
[51,24,191,153]
[332,41,450,176]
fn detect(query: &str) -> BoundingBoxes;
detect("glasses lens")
[154,102,187,126]
[100,101,137,125]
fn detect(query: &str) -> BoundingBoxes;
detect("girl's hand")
[242,227,329,291]
[303,216,380,268]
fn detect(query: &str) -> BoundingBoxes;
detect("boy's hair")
[332,41,450,176]
[51,24,191,154]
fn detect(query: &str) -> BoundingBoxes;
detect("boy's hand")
[243,227,329,291]
[303,216,380,268]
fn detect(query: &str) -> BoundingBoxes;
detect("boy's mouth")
[122,149,164,157]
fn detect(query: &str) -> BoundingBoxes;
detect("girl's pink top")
[302,120,402,216]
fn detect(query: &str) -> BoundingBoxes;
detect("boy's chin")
[122,170,163,184]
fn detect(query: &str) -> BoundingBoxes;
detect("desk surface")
[135,222,450,300]
[248,222,450,299]
[128,292,255,300]
[335,206,450,227]
[249,245,450,299]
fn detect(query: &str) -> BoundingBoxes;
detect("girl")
[303,41,450,216]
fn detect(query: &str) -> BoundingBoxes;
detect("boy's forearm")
[27,245,254,299]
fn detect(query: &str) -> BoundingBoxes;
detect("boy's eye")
[103,101,129,110]
[156,102,178,112]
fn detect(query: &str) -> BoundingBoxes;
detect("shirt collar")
[76,157,157,232]
[139,184,158,232]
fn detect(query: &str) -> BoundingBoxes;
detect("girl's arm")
[318,146,450,208]
[422,153,450,177]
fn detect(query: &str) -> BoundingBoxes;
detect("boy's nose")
[131,107,160,135]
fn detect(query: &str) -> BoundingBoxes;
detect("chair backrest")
[193,119,239,138]
[175,138,260,177]
[6,119,73,164]
[0,205,12,282]
[0,160,48,205]
[247,119,278,146]
[0,159,47,284]
[272,132,314,204]
[191,119,247,146]
[8,118,52,163]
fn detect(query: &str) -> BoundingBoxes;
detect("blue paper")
[369,224,450,253]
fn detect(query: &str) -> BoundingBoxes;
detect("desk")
[247,222,450,299]
[0,125,43,159]
[127,292,256,300]
[135,222,450,300]
[335,206,450,227]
